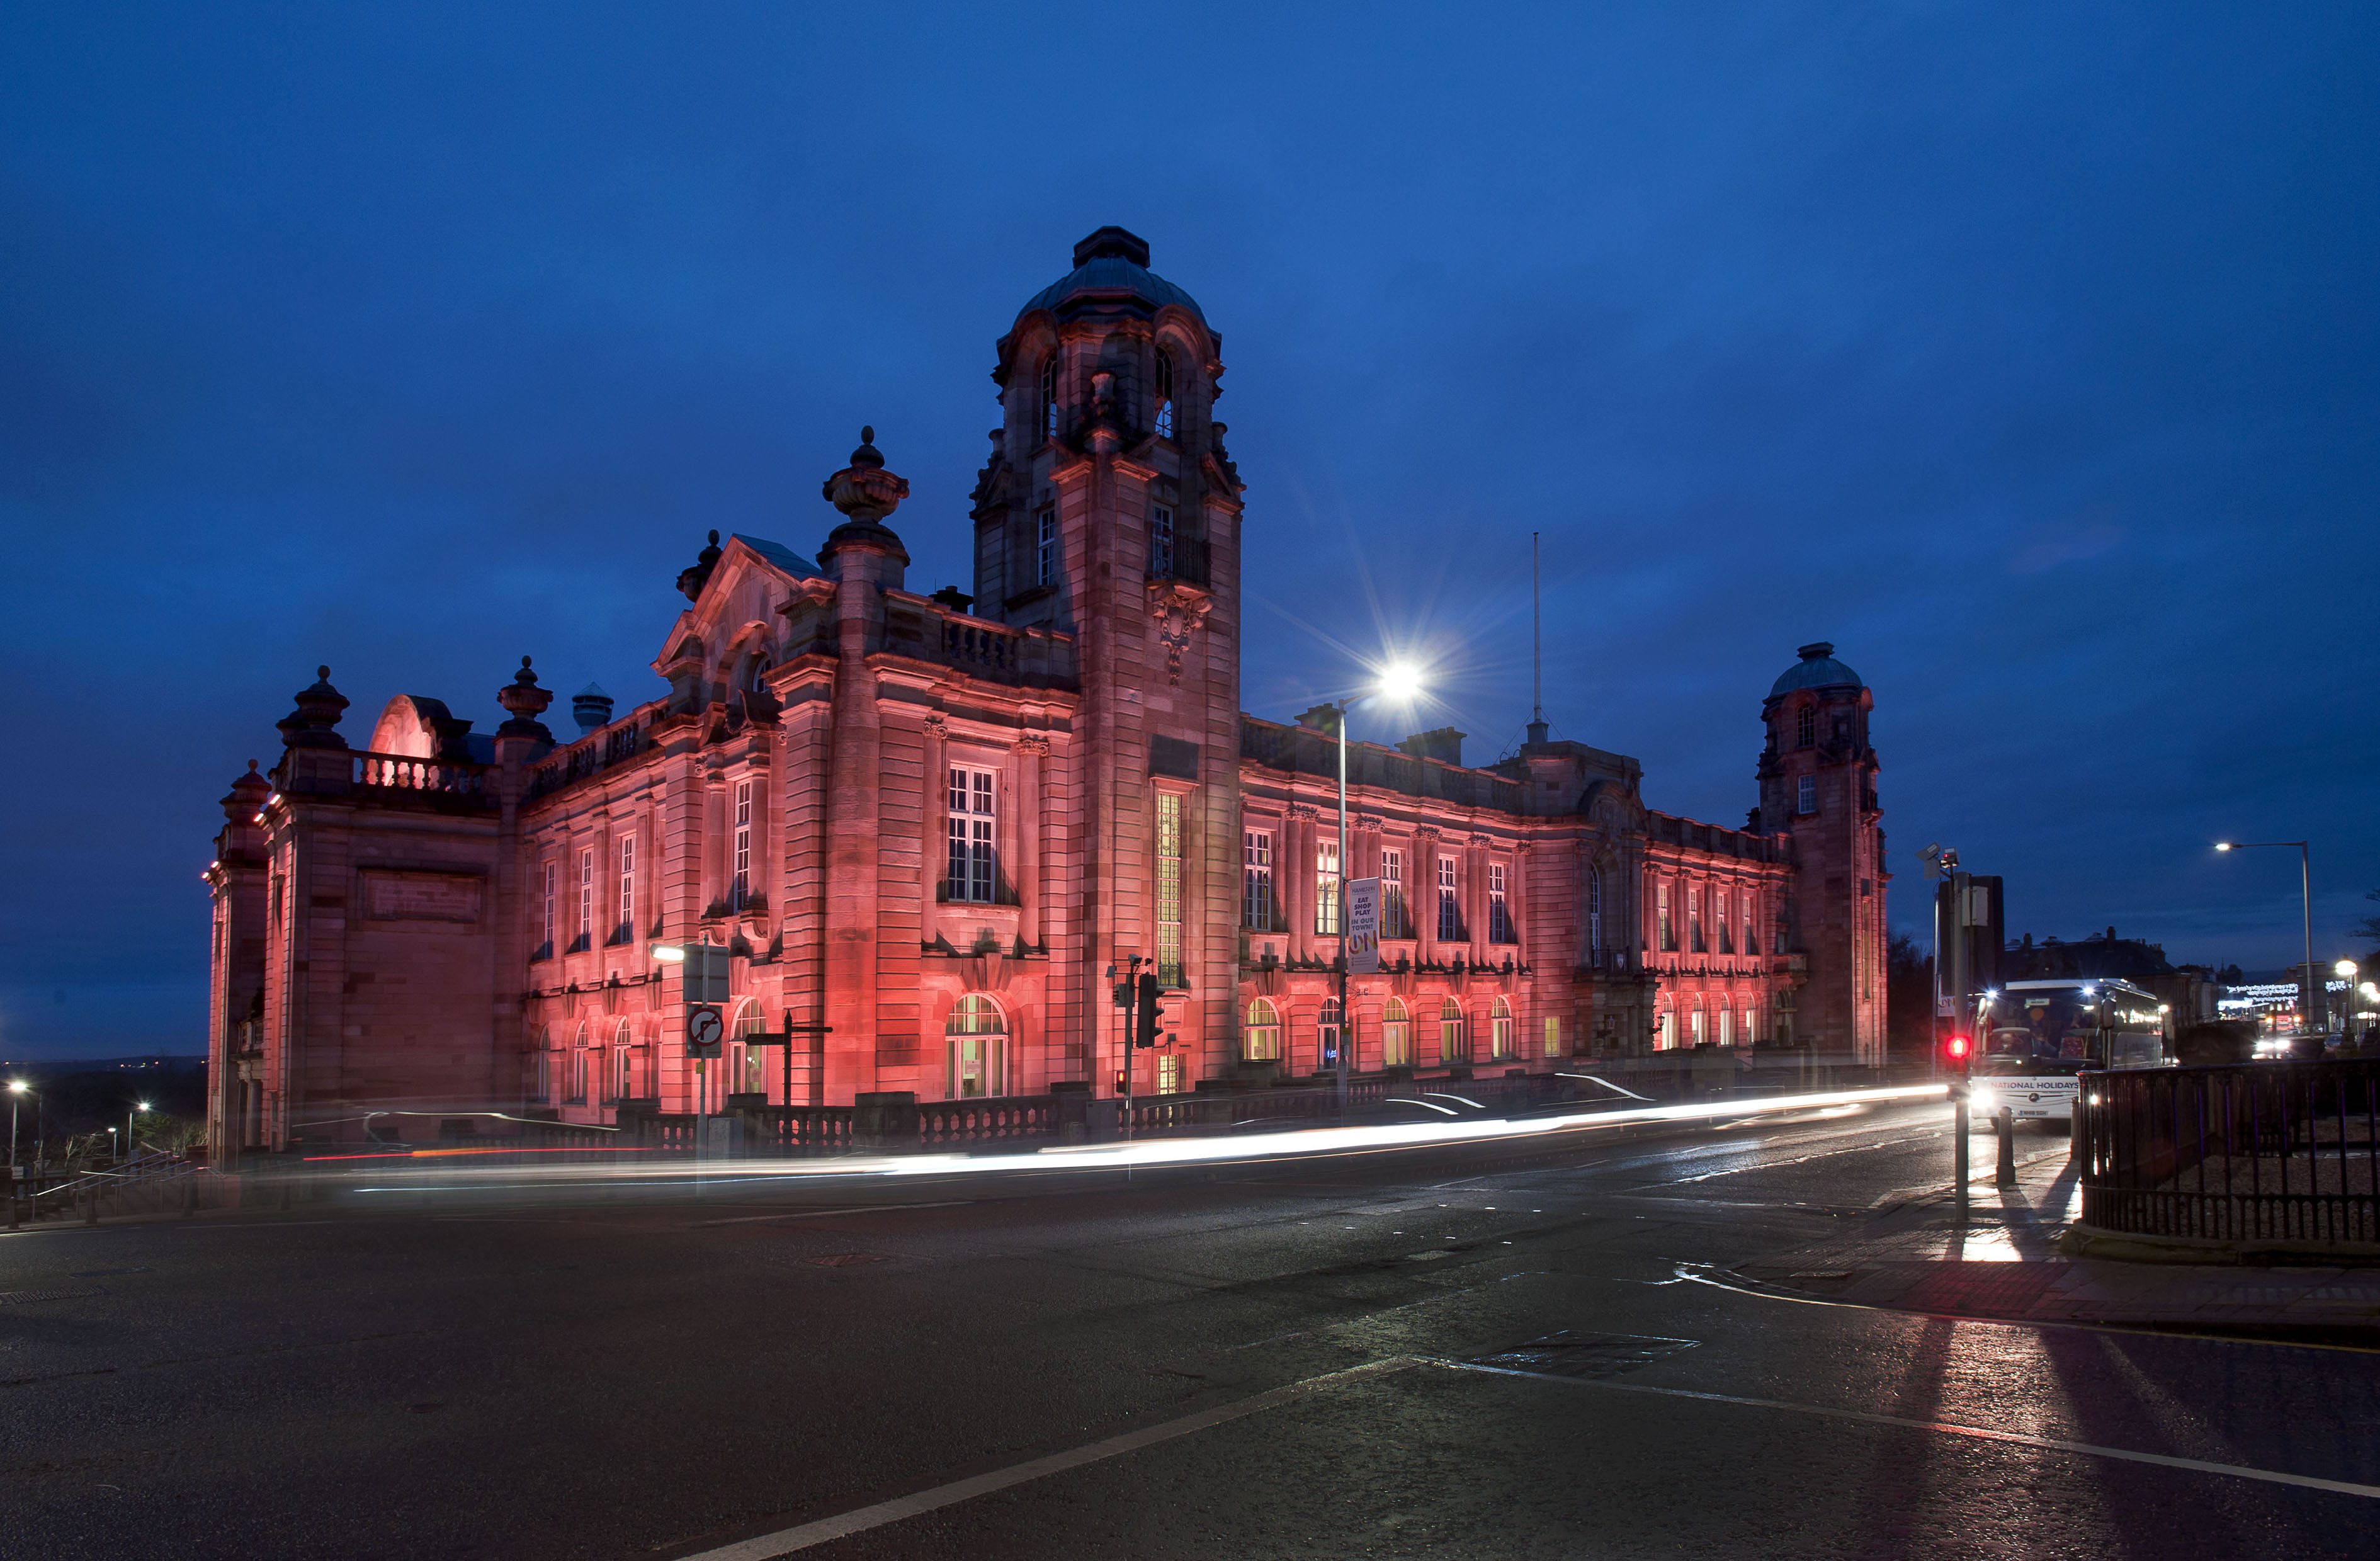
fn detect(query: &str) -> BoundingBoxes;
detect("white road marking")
[1430,1359,2380,1500]
[670,1357,1422,1558]
[686,1201,973,1227]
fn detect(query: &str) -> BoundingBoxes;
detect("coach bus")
[1969,978,2171,1129]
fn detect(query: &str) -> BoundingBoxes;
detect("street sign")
[686,1003,725,1058]
[1346,877,1381,974]
[677,943,733,1004]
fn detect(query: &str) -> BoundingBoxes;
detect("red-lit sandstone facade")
[203,229,1888,1154]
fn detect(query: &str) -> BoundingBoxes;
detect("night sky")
[4,7,2374,1058]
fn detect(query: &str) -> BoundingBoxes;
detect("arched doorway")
[1243,999,1281,1062]
[1381,998,1412,1067]
[945,994,1008,1099]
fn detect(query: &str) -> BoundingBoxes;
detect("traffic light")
[1945,1033,1972,1074]
[1135,973,1161,1048]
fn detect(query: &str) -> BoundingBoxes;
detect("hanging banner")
[1346,877,1382,974]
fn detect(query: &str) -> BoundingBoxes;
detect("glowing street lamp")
[6,1079,26,1175]
[1322,663,1428,1109]
[2214,840,2317,1036]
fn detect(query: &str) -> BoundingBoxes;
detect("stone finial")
[276,666,350,750]
[496,654,555,739]
[822,426,910,526]
[221,758,271,822]
[677,530,725,603]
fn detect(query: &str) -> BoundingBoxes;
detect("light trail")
[319,1083,1949,1196]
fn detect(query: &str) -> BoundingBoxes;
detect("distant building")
[202,229,1890,1154]
[2002,928,2223,1031]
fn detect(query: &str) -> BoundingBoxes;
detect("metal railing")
[2075,1059,2380,1247]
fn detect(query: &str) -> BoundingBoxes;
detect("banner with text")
[1346,877,1381,973]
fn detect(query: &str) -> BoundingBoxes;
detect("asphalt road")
[3,1099,2373,1560]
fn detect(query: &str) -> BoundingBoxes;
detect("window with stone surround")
[1153,349,1176,439]
[565,1023,589,1104]
[1720,1007,1735,1047]
[532,1026,553,1103]
[730,780,754,911]
[1688,885,1705,953]
[1243,827,1275,931]
[1718,888,1734,955]
[1437,997,1468,1065]
[537,862,556,962]
[1797,775,1816,815]
[1242,998,1281,1062]
[1155,791,1184,988]
[947,766,997,903]
[1543,1014,1561,1059]
[1588,868,1604,954]
[1381,849,1407,939]
[1436,856,1461,942]
[615,836,636,945]
[946,994,1008,1099]
[1489,997,1514,1059]
[1149,504,1174,577]
[572,848,593,953]
[1381,997,1412,1067]
[1796,703,1815,748]
[605,1020,632,1105]
[1689,1006,1706,1047]
[1156,1052,1182,1094]
[1318,998,1344,1070]
[1040,353,1059,440]
[1743,890,1760,955]
[1036,508,1057,587]
[1656,882,1676,951]
[1316,835,1341,936]
[1488,861,1513,943]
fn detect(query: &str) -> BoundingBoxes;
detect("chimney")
[1397,727,1465,766]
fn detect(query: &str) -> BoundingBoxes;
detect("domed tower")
[1757,643,1887,1064]
[972,227,1247,1084]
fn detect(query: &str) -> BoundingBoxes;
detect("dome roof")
[1017,227,1206,326]
[1769,641,1863,698]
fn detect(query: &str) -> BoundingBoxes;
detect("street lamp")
[128,1101,152,1164]
[1325,662,1427,1110]
[2338,961,2360,1044]
[2214,841,2316,1037]
[6,1079,25,1174]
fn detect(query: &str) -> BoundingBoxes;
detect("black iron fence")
[2075,1059,2380,1247]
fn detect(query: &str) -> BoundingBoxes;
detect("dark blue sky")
[4,6,2374,1057]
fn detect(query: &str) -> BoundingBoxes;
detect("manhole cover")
[1468,1330,1697,1380]
[802,1252,887,1268]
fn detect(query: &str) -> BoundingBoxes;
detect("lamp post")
[6,1079,26,1176]
[1327,663,1425,1111]
[2335,960,2359,1045]
[2214,841,2315,1036]
[128,1101,151,1164]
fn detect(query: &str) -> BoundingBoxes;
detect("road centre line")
[669,1357,1424,1560]
[1428,1358,2380,1499]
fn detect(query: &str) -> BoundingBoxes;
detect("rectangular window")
[1487,861,1512,943]
[1719,1008,1734,1047]
[1796,705,1815,748]
[617,836,636,943]
[1155,792,1184,987]
[1382,1009,1412,1067]
[1718,889,1733,955]
[1797,775,1816,815]
[540,861,557,958]
[1588,870,1603,954]
[1243,828,1274,930]
[1657,1011,1676,1050]
[730,780,753,910]
[1316,835,1341,936]
[1437,856,1461,942]
[1690,1008,1706,1047]
[1149,505,1174,577]
[1157,1052,1182,1094]
[1688,886,1704,953]
[1743,892,1759,955]
[1036,508,1057,587]
[1381,849,1406,939]
[1657,882,1675,951]
[946,766,997,902]
[1544,1015,1561,1059]
[565,1045,587,1106]
[533,1050,553,1105]
[575,848,593,951]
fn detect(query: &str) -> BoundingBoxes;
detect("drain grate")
[1468,1330,1697,1380]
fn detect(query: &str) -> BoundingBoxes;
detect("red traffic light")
[1945,1033,1972,1063]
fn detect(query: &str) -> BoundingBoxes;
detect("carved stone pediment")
[1146,580,1213,685]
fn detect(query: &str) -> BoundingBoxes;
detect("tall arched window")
[1243,999,1281,1062]
[1153,348,1176,439]
[533,1025,554,1104]
[1718,1006,1735,1048]
[567,1021,590,1105]
[606,1019,633,1105]
[1657,1007,1676,1051]
[1318,999,1345,1071]
[1381,998,1412,1068]
[732,999,770,1098]
[1438,999,1468,1065]
[1040,353,1060,439]
[1587,868,1604,957]
[1489,997,1514,1060]
[946,994,1008,1099]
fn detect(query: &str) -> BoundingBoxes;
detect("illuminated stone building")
[202,227,1887,1153]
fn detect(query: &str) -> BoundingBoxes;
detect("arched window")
[946,994,1008,1099]
[533,1025,555,1104]
[1656,1008,1677,1051]
[567,1021,590,1105]
[1040,353,1060,439]
[1689,1004,1707,1047]
[1381,998,1412,1068]
[1318,999,1345,1071]
[732,998,770,1098]
[1153,348,1176,440]
[1718,1006,1735,1048]
[1438,999,1468,1065]
[1489,997,1514,1060]
[605,1019,633,1105]
[1243,999,1281,1062]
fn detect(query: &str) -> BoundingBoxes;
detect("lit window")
[1689,1007,1706,1047]
[730,780,753,911]
[1244,829,1274,930]
[1798,776,1817,815]
[1719,1008,1734,1047]
[1488,861,1512,943]
[1657,1011,1676,1050]
[1438,998,1468,1065]
[1318,999,1345,1070]
[1243,999,1281,1061]
[1381,849,1407,939]
[1155,792,1184,987]
[1156,1053,1182,1094]
[1036,508,1057,588]
[946,994,1007,1099]
[1490,997,1514,1059]
[1149,504,1174,577]
[1381,997,1412,1067]
[1317,836,1341,936]
[947,766,997,903]
[1437,856,1461,942]
[1543,1014,1561,1058]
[1153,349,1175,440]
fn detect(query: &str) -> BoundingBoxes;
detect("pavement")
[1735,1128,2380,1339]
